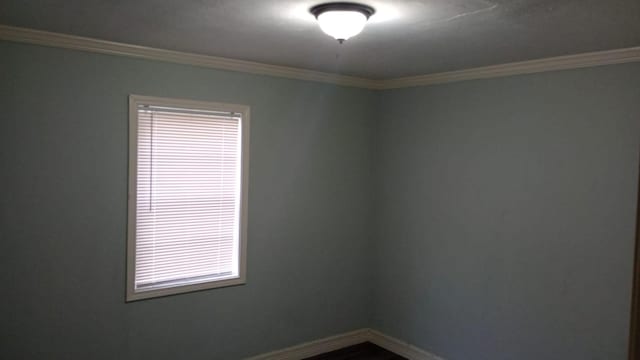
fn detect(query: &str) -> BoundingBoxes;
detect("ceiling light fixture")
[310,2,375,44]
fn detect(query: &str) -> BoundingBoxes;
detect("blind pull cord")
[149,109,154,211]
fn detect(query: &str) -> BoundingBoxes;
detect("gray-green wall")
[2,40,639,360]
[372,64,640,360]
[0,42,374,359]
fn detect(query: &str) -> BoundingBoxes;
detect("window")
[127,95,249,301]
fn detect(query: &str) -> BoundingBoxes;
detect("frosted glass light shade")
[310,3,375,43]
[317,10,368,41]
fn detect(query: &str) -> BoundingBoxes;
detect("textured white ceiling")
[1,0,639,79]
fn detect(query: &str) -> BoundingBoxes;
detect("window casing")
[127,95,249,301]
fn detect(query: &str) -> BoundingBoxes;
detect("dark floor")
[303,342,406,360]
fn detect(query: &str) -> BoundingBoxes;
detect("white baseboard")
[368,329,444,360]
[245,329,370,360]
[245,328,444,360]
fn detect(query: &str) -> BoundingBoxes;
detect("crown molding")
[380,46,640,89]
[1,24,639,90]
[0,25,382,89]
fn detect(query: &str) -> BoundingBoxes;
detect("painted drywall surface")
[0,41,374,359]
[372,63,640,360]
[3,39,640,360]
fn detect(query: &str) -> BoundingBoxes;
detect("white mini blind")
[133,103,243,293]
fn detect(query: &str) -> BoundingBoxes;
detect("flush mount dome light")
[310,2,375,43]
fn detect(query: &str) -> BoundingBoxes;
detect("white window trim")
[126,94,250,302]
